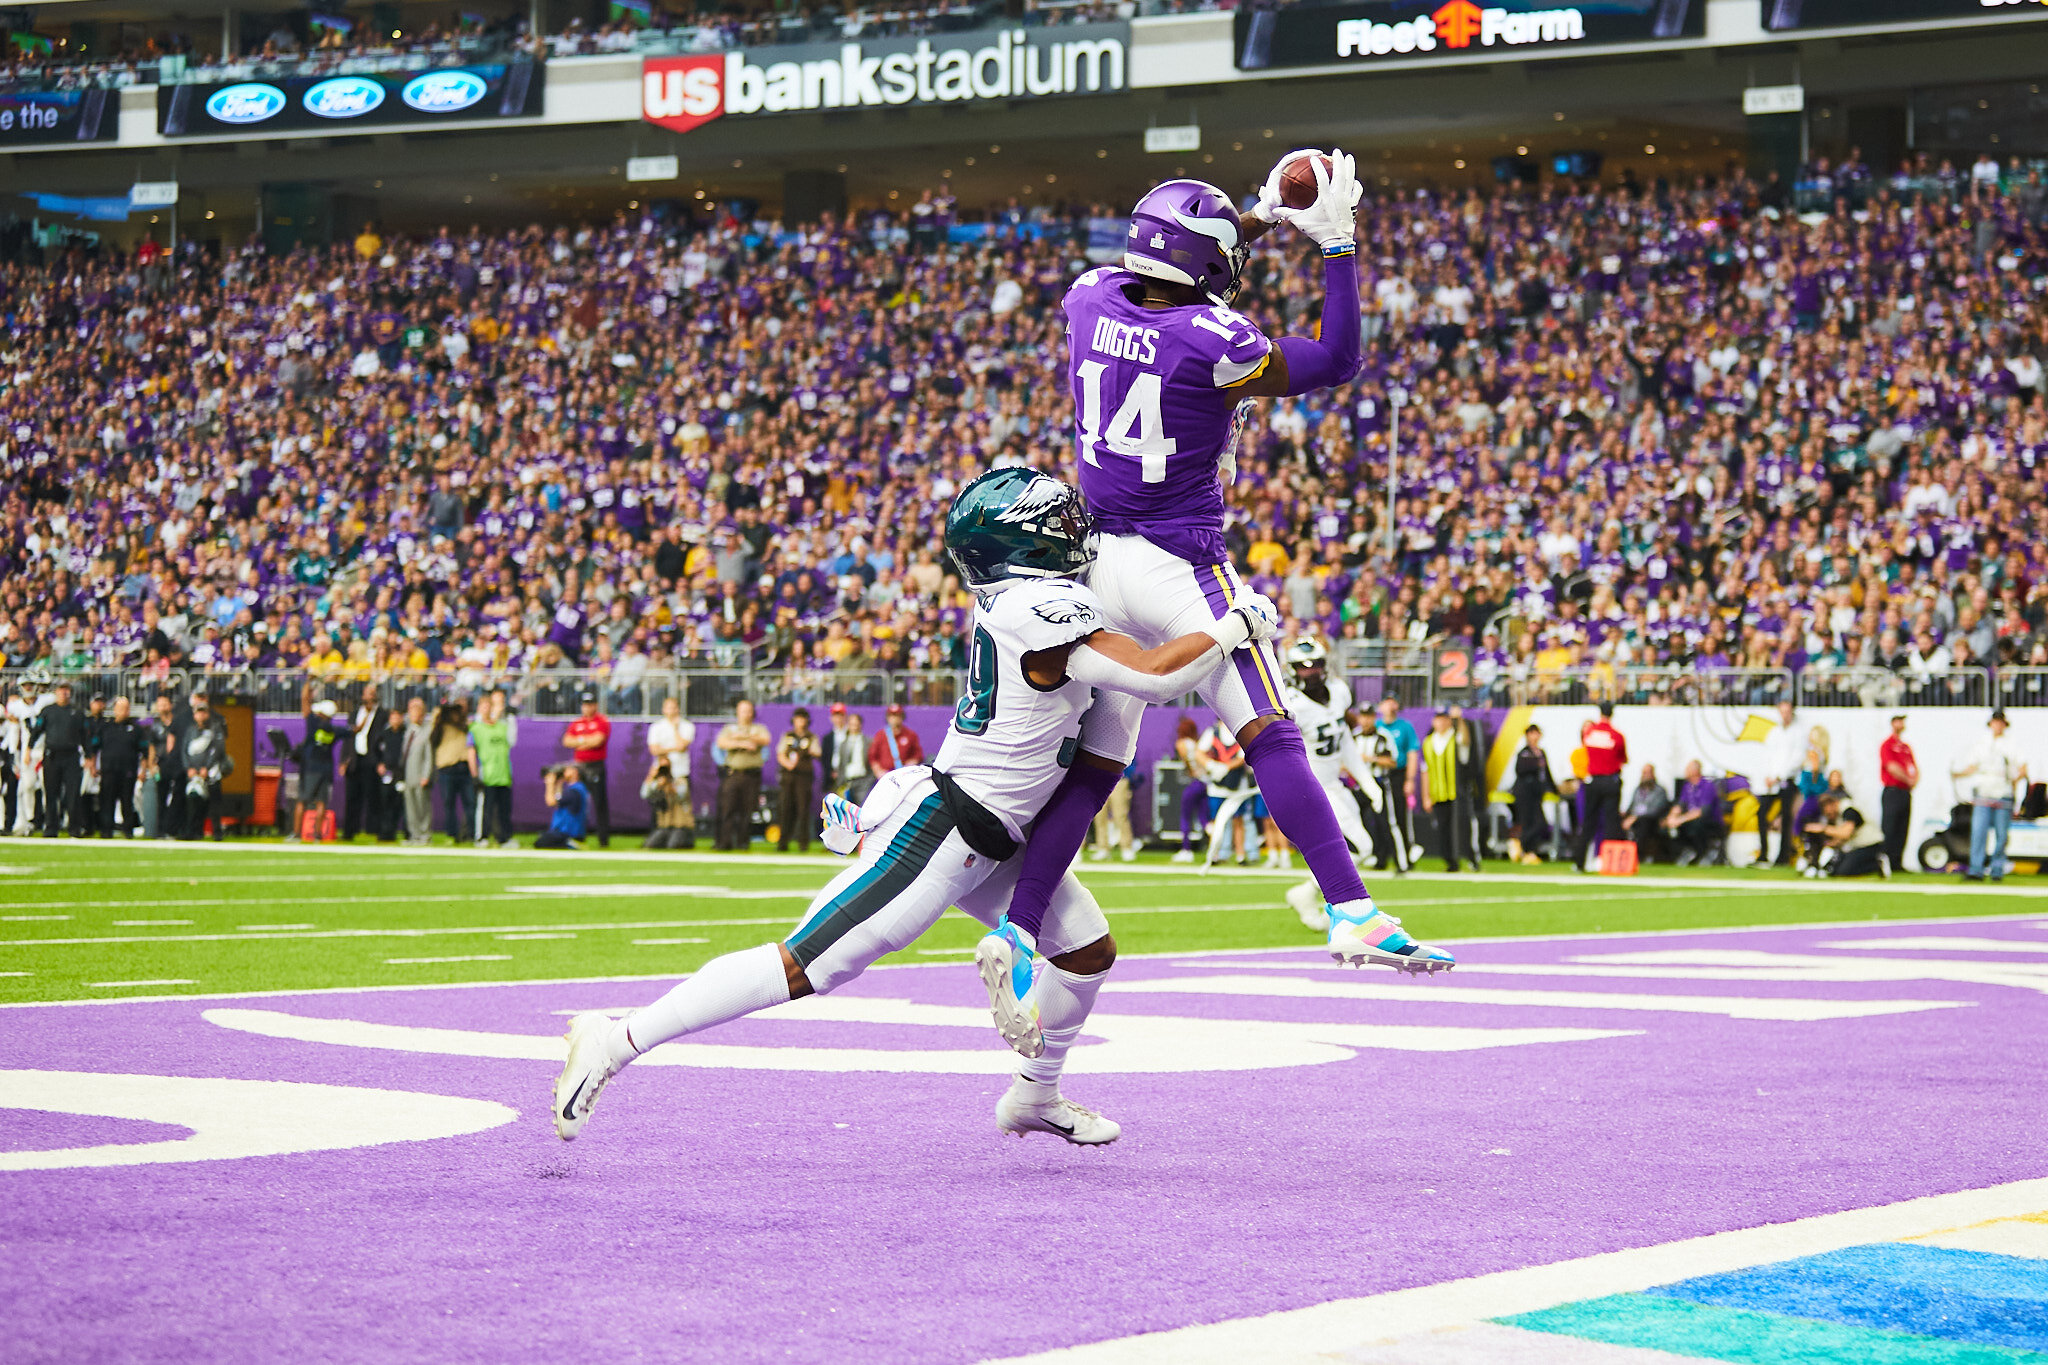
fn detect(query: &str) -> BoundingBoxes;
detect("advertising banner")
[157,60,544,137]
[1765,0,2048,30]
[1490,703,2048,870]
[642,23,1128,135]
[1234,0,1704,72]
[0,88,118,148]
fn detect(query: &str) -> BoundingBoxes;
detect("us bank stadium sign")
[157,60,543,137]
[1234,0,1703,72]
[641,23,1128,134]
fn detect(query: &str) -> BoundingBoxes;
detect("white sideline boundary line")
[0,895,1789,946]
[985,1176,2048,1365]
[0,911,2040,1009]
[7,836,2047,896]
[0,836,848,870]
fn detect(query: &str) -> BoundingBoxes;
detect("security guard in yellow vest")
[1420,710,1474,873]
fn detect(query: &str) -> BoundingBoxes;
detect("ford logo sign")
[303,76,386,119]
[401,70,488,113]
[204,83,287,125]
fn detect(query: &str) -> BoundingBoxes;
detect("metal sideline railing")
[1331,640,1437,710]
[1486,667,1795,709]
[272,667,968,717]
[1798,666,1991,710]
[1996,667,2048,710]
[0,660,2027,719]
[0,665,964,720]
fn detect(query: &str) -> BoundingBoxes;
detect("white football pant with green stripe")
[787,773,1108,994]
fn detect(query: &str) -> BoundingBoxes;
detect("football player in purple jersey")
[975,153,1454,1050]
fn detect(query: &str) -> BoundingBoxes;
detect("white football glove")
[1252,149,1323,225]
[1233,591,1282,642]
[1275,150,1361,253]
[1202,591,1277,653]
[820,791,862,856]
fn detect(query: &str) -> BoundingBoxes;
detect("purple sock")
[1244,719,1370,905]
[1006,761,1121,941]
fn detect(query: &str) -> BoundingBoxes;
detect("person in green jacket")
[469,687,518,848]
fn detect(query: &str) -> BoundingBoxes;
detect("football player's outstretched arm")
[1024,596,1281,704]
[1231,150,1363,400]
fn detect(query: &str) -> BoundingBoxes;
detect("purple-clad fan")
[976,155,1453,1050]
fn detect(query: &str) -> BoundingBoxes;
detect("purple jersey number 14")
[1075,306,1255,484]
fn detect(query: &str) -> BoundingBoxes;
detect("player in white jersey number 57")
[553,468,1283,1146]
[1276,638,1390,932]
[983,151,1455,984]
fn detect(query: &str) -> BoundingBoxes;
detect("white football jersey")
[8,693,51,757]
[1283,677,1361,787]
[934,576,1106,841]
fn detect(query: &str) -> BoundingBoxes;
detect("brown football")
[1278,152,1332,210]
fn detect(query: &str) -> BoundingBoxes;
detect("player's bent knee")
[778,942,817,999]
[1050,932,1116,975]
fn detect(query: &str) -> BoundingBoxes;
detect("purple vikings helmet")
[1123,179,1248,305]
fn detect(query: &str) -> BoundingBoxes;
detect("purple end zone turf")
[0,1111,190,1154]
[1,915,2042,1364]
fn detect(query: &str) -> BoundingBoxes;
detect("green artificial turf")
[0,837,2038,1004]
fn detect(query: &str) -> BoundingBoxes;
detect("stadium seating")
[1,172,2045,719]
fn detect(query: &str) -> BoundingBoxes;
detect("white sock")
[1330,896,1380,923]
[1019,961,1109,1087]
[608,943,791,1067]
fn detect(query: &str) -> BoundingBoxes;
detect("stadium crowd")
[6,162,2048,711]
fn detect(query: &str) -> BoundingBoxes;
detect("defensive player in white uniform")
[7,668,52,836]
[552,468,1280,1146]
[1276,639,1386,932]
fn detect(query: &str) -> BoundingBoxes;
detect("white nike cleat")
[975,918,1044,1059]
[1326,900,1456,974]
[552,1011,621,1141]
[1120,846,1137,863]
[1287,882,1331,931]
[996,1079,1120,1146]
[1170,849,1194,864]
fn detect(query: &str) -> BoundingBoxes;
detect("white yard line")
[0,888,819,911]
[0,890,1794,948]
[3,911,2039,1008]
[1106,974,1968,1022]
[0,870,736,888]
[0,836,848,869]
[8,833,2045,895]
[0,915,804,946]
